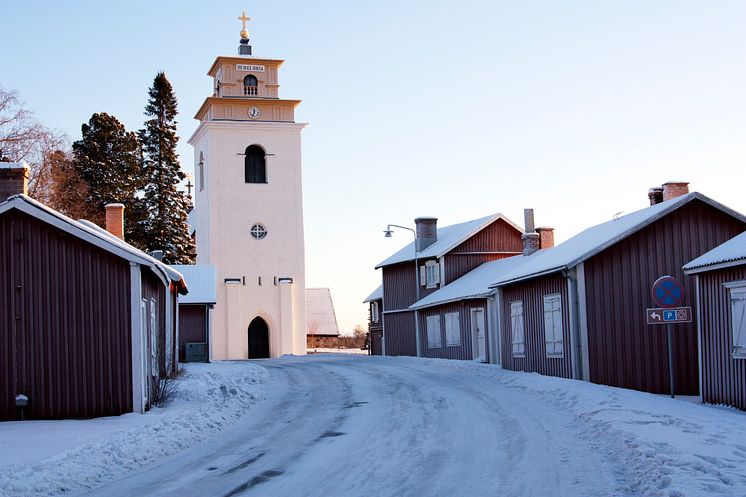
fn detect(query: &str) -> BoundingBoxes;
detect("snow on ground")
[412,357,746,497]
[0,362,267,497]
[2,355,745,497]
[307,347,368,355]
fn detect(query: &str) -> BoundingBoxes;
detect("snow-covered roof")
[0,195,187,293]
[306,288,340,336]
[491,192,746,287]
[375,213,522,269]
[363,285,383,303]
[683,231,746,273]
[172,265,217,304]
[0,160,29,170]
[410,256,528,310]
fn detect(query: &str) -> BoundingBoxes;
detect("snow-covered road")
[6,354,745,497]
[84,355,622,497]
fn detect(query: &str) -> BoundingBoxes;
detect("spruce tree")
[139,72,195,264]
[72,112,149,247]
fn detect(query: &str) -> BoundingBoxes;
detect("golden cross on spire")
[238,11,250,40]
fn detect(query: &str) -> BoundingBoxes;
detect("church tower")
[188,12,306,359]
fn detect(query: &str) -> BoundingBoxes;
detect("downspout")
[413,253,421,357]
[486,293,497,365]
[564,267,584,380]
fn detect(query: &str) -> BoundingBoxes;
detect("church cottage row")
[366,182,746,410]
[0,163,188,421]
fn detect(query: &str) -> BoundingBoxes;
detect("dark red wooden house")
[491,183,746,395]
[409,256,528,362]
[0,164,187,420]
[364,285,383,355]
[173,264,216,363]
[684,231,746,410]
[375,214,523,357]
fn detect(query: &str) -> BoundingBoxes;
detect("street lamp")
[384,224,421,357]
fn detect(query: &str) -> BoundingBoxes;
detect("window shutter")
[433,262,440,284]
[420,266,427,286]
[511,301,525,356]
[731,290,746,354]
[427,315,441,348]
[543,294,563,356]
[445,312,460,346]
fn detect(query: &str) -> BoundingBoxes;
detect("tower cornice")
[207,56,285,77]
[193,96,301,121]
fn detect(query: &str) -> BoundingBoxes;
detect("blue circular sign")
[652,275,685,308]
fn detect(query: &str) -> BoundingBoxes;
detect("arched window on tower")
[243,75,258,96]
[244,145,266,183]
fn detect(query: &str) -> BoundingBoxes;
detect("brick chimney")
[536,227,554,249]
[662,181,689,202]
[0,161,30,202]
[648,187,664,205]
[105,203,125,240]
[414,217,438,252]
[521,209,540,256]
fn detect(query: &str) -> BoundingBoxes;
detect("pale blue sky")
[2,1,745,333]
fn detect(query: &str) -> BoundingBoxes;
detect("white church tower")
[188,11,307,359]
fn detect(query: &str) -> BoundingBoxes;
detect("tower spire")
[238,10,252,55]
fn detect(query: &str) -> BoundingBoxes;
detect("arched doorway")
[247,317,270,359]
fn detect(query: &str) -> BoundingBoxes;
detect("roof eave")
[490,266,568,288]
[683,258,746,275]
[409,291,492,311]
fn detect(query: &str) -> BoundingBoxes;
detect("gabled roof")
[172,265,216,304]
[306,288,340,336]
[0,195,187,293]
[684,230,746,274]
[491,192,746,287]
[375,213,522,269]
[410,256,528,310]
[363,285,383,303]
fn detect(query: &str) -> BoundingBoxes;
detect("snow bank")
[401,357,746,497]
[0,362,268,497]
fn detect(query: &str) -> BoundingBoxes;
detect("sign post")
[649,275,689,399]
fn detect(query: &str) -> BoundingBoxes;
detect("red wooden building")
[684,231,746,410]
[374,214,523,356]
[0,163,187,420]
[364,285,383,355]
[491,183,746,395]
[173,264,216,363]
[409,256,527,362]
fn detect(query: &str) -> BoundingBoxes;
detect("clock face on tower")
[248,106,261,119]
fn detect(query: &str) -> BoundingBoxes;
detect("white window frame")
[727,282,746,359]
[445,312,461,346]
[426,315,442,348]
[424,260,440,289]
[543,293,564,357]
[371,301,380,324]
[510,301,525,357]
[139,299,149,405]
[150,298,158,377]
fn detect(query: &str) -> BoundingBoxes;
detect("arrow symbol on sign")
[651,312,661,321]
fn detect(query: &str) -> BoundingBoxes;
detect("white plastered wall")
[190,121,307,359]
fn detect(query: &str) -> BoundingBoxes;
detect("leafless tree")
[0,87,70,205]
